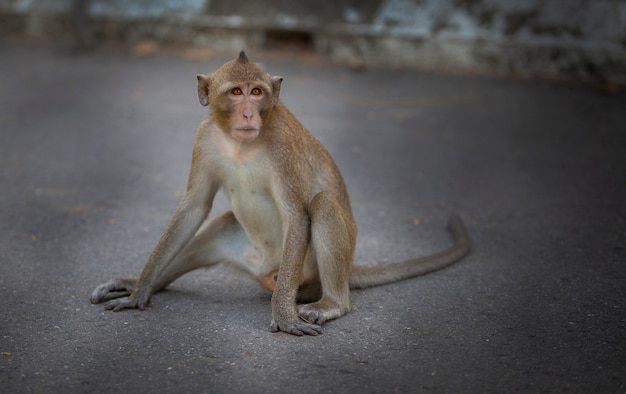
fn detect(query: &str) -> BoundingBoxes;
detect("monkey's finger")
[103,298,144,312]
[271,321,323,336]
[269,321,285,334]
[103,299,125,311]
[90,283,117,303]
[103,301,119,311]
[270,321,306,336]
[90,279,135,304]
[298,323,323,336]
[97,291,131,302]
[111,303,129,312]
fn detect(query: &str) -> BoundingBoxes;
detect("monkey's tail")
[348,215,471,290]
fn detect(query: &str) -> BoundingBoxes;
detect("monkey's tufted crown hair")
[210,51,268,84]
[237,51,249,64]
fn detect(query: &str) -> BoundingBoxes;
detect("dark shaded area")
[0,41,624,393]
[264,29,314,51]
[208,0,383,24]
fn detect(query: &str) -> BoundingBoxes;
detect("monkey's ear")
[196,74,211,106]
[271,76,283,105]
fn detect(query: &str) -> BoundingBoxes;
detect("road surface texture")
[1,41,624,393]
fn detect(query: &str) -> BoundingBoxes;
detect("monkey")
[90,51,471,336]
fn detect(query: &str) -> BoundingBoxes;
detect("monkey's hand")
[270,317,323,336]
[90,278,149,311]
[90,278,137,304]
[103,295,149,312]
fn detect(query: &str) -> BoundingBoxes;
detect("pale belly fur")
[214,136,318,287]
[224,177,318,288]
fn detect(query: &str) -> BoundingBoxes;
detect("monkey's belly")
[227,190,318,287]
[231,194,281,244]
[227,190,283,272]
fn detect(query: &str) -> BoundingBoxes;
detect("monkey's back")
[266,103,354,220]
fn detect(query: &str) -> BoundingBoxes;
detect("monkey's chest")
[223,168,283,254]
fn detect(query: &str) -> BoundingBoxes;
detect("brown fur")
[90,52,471,336]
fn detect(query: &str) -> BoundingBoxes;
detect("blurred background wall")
[1,0,625,82]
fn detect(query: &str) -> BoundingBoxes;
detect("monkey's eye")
[251,88,262,96]
[231,88,243,95]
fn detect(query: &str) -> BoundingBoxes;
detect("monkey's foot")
[103,296,148,312]
[297,300,347,325]
[270,318,322,336]
[90,278,137,304]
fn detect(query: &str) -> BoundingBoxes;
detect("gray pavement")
[1,41,625,393]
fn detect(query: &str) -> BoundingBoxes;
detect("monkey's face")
[217,81,273,141]
[197,52,283,142]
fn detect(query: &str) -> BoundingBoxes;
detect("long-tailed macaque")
[90,52,471,336]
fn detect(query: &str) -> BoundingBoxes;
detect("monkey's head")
[197,51,283,141]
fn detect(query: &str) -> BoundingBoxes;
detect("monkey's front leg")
[91,249,180,311]
[92,201,211,311]
[92,243,194,311]
[90,270,157,311]
[269,218,323,336]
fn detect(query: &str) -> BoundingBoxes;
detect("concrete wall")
[1,0,625,82]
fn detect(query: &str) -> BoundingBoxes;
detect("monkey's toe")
[297,307,321,325]
[297,301,348,325]
[91,290,131,304]
[270,319,322,336]
[103,297,147,312]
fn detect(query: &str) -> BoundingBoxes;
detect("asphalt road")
[1,41,624,393]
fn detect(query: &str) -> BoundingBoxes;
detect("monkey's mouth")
[234,126,259,131]
[233,127,260,140]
